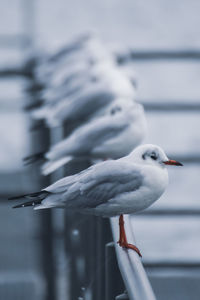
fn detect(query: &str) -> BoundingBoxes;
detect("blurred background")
[1,0,200,299]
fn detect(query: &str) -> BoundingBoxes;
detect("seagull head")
[128,144,183,168]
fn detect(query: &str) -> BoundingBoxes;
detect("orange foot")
[117,240,142,257]
[118,214,142,257]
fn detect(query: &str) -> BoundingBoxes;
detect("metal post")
[65,212,87,300]
[96,217,112,300]
[28,79,56,300]
[105,242,125,300]
[62,122,92,299]
[39,209,56,300]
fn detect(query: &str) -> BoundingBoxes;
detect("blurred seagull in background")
[34,35,114,85]
[10,144,183,257]
[24,34,117,109]
[26,35,137,113]
[38,59,135,105]
[33,34,92,76]
[31,84,116,128]
[24,101,147,175]
[31,70,136,128]
[39,62,137,107]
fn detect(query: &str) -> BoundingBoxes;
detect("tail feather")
[42,156,72,175]
[23,152,46,165]
[13,199,42,209]
[8,191,49,201]
[23,100,43,111]
[9,191,50,209]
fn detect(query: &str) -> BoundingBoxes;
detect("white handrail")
[110,215,156,300]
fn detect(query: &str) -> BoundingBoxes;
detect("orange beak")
[163,159,183,166]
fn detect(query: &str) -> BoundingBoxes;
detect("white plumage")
[40,101,147,175]
[34,35,114,85]
[30,35,136,131]
[32,62,136,127]
[11,144,183,216]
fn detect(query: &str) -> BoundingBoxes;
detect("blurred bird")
[33,34,92,73]
[46,38,115,87]
[38,59,135,105]
[28,35,136,104]
[31,84,115,128]
[24,34,112,108]
[10,144,183,256]
[30,59,136,129]
[35,36,113,85]
[31,70,136,128]
[25,101,147,175]
[26,36,137,118]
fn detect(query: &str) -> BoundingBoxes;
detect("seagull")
[34,33,93,81]
[25,101,146,175]
[31,84,115,128]
[30,60,136,131]
[35,35,113,85]
[28,36,136,114]
[39,60,135,105]
[31,76,135,128]
[32,57,135,106]
[10,144,183,256]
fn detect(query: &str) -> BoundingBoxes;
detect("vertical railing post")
[96,218,112,300]
[62,124,94,299]
[28,76,56,300]
[105,242,125,300]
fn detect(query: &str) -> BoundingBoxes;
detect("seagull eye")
[150,153,157,160]
[110,106,121,115]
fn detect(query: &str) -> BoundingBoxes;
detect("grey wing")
[44,173,78,193]
[63,160,143,209]
[44,164,95,193]
[52,83,114,123]
[74,114,128,153]
[48,113,128,159]
[59,84,115,122]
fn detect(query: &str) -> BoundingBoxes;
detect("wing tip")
[12,204,25,209]
[8,195,24,201]
[12,201,41,209]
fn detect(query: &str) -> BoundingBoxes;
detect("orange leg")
[117,214,142,257]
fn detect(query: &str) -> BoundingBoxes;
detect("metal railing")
[110,216,156,300]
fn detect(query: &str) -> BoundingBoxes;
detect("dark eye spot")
[150,153,157,160]
[110,106,121,115]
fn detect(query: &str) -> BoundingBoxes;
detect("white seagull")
[25,101,146,175]
[10,144,183,256]
[34,33,92,82]
[32,79,135,128]
[31,59,136,125]
[38,59,135,106]
[35,35,113,85]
